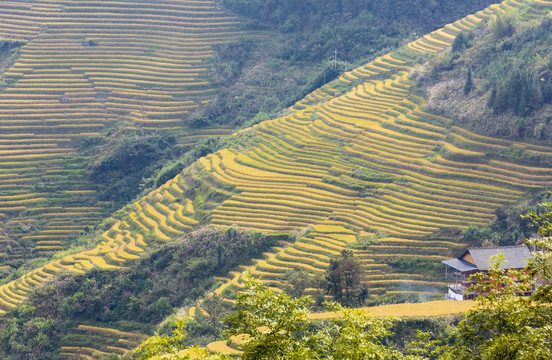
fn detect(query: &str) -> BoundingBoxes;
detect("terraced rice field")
[58,324,148,359]
[0,173,201,313]
[0,0,551,319]
[0,0,238,261]
[1,0,239,121]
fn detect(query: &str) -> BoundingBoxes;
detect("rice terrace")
[0,0,551,359]
[0,0,238,260]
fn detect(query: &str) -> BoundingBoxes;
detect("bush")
[451,31,468,52]
[489,11,516,39]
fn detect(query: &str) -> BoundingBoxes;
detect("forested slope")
[417,0,552,145]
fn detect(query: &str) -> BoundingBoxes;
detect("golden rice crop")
[59,346,111,356]
[309,300,475,320]
[271,256,324,273]
[278,251,328,267]
[294,241,341,256]
[137,211,171,240]
[206,341,243,356]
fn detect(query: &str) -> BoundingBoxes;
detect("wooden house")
[442,245,531,300]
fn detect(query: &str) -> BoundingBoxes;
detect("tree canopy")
[137,272,401,359]
[325,249,368,307]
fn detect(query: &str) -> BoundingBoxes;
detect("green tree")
[317,302,402,360]
[326,249,368,307]
[185,294,229,344]
[0,304,60,360]
[451,31,467,53]
[522,203,552,303]
[486,84,497,109]
[463,68,473,95]
[134,317,229,360]
[225,272,401,360]
[225,273,315,359]
[283,269,320,299]
[489,12,515,39]
[134,319,189,360]
[404,331,452,360]
[489,67,544,116]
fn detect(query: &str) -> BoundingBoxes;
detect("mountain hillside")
[0,0,500,281]
[0,0,240,272]
[0,0,551,321]
[1,0,552,358]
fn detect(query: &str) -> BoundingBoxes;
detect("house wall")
[461,253,475,264]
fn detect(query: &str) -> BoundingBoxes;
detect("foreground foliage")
[227,273,400,360]
[138,273,402,360]
[449,254,551,360]
[447,201,552,360]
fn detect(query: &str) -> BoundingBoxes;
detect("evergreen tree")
[492,83,508,114]
[527,68,544,113]
[463,68,473,95]
[489,66,545,116]
[508,68,522,113]
[487,85,497,109]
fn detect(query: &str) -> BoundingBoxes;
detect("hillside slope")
[416,0,552,145]
[0,0,240,269]
[0,0,550,320]
[0,0,500,277]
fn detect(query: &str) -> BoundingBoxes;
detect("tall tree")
[325,249,368,307]
[451,31,467,53]
[463,68,473,95]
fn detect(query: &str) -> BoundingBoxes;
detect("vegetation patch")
[0,227,280,359]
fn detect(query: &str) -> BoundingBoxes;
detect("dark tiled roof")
[467,245,531,270]
[442,258,478,272]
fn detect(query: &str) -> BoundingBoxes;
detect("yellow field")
[0,0,240,260]
[58,323,148,359]
[309,300,476,320]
